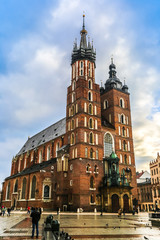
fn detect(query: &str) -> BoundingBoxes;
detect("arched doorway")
[123,194,129,212]
[112,194,119,212]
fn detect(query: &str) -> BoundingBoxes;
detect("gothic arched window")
[121,114,125,124]
[6,182,10,200]
[72,81,76,91]
[89,118,93,129]
[123,140,127,151]
[120,98,125,108]
[71,119,75,129]
[124,154,127,164]
[104,100,108,109]
[90,194,94,203]
[21,178,27,199]
[86,163,90,172]
[56,142,60,157]
[90,176,94,189]
[96,149,98,159]
[90,148,93,158]
[71,133,75,145]
[44,185,50,199]
[88,103,93,114]
[14,179,18,192]
[47,146,51,160]
[71,105,74,116]
[89,132,94,144]
[104,133,113,157]
[39,150,43,163]
[122,127,125,137]
[88,91,92,101]
[31,176,36,199]
[94,165,98,173]
[88,80,92,89]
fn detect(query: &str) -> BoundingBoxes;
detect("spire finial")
[111,54,114,64]
[100,80,103,87]
[124,77,126,85]
[83,12,85,30]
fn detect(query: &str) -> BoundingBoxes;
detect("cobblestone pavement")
[0,211,159,239]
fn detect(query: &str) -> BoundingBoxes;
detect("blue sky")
[0,0,160,188]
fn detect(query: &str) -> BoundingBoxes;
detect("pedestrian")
[27,206,30,214]
[39,207,41,216]
[7,207,11,216]
[30,207,40,238]
[2,207,6,216]
[118,208,121,217]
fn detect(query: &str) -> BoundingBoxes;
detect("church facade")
[2,16,137,212]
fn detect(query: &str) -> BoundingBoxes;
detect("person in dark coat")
[7,208,11,216]
[30,207,40,238]
[39,207,41,215]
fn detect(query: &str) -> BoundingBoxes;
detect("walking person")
[7,207,11,216]
[39,207,41,216]
[118,208,121,217]
[30,207,40,238]
[2,207,6,217]
[27,206,30,214]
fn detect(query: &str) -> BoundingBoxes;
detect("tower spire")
[71,15,96,66]
[80,13,87,48]
[83,12,85,30]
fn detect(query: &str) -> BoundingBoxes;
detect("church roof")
[110,151,118,159]
[5,158,56,180]
[137,170,151,184]
[17,117,66,156]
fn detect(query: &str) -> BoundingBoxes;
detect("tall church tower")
[100,60,137,198]
[65,15,103,211]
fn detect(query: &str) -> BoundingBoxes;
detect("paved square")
[0,211,159,239]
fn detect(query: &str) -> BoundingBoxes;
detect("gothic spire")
[80,14,87,48]
[71,14,96,66]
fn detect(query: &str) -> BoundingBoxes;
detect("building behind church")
[1,16,137,212]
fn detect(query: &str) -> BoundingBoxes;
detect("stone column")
[108,193,111,211]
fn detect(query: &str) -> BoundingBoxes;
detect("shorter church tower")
[100,59,137,200]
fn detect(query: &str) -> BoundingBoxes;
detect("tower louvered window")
[104,133,113,157]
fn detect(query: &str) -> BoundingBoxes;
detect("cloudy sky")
[0,0,160,188]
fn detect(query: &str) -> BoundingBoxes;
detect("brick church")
[2,15,137,212]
